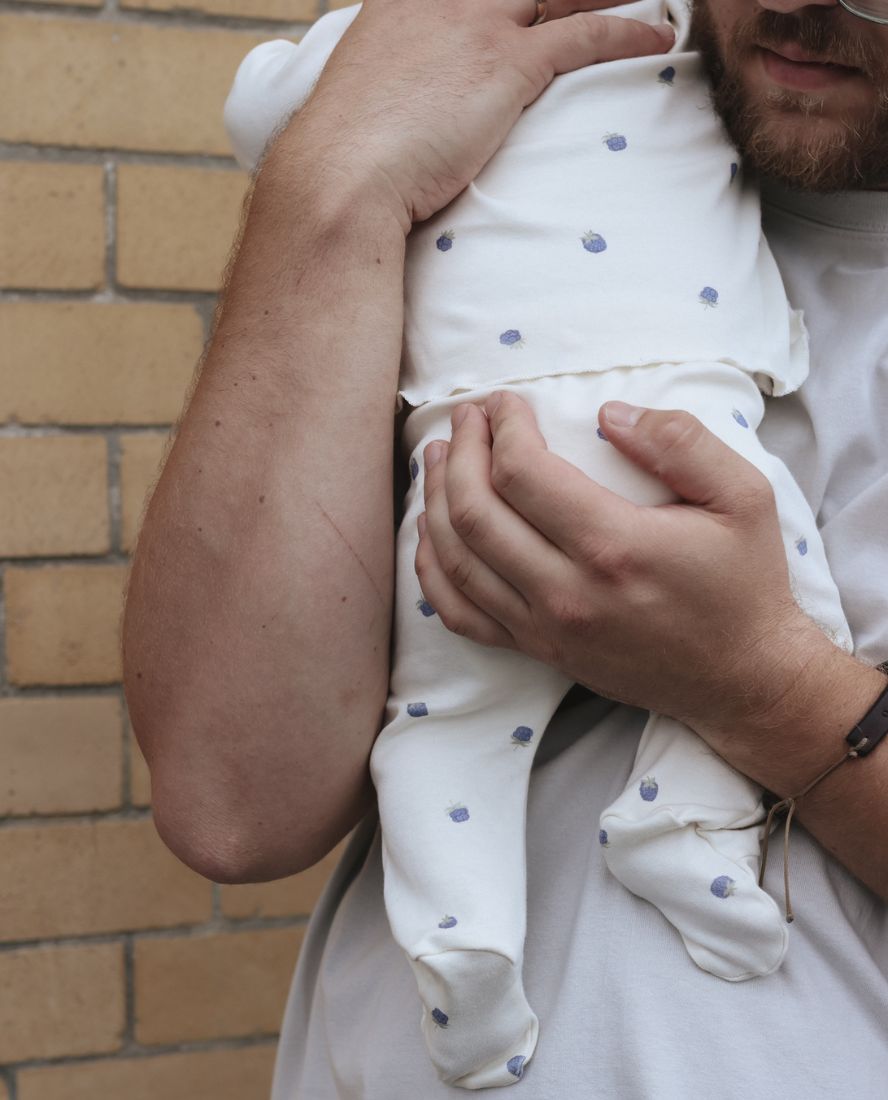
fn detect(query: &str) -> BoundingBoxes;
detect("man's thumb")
[600,402,762,514]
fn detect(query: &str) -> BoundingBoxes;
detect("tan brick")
[9,0,102,6]
[5,564,128,685]
[0,942,123,1063]
[0,436,109,557]
[0,162,105,289]
[0,695,122,816]
[120,431,171,553]
[135,927,303,1043]
[125,711,152,808]
[0,16,268,155]
[122,0,316,22]
[221,838,345,919]
[18,1044,278,1100]
[118,164,248,292]
[0,819,211,943]
[0,302,200,425]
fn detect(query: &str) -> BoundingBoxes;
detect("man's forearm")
[704,628,888,901]
[123,122,407,882]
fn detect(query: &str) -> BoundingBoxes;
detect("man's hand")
[293,0,675,230]
[415,391,830,749]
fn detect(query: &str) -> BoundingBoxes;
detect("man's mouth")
[757,42,864,92]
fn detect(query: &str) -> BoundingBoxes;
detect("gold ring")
[531,0,547,25]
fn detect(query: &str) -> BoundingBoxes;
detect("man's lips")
[758,43,863,92]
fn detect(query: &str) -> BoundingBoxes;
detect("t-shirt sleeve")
[223,4,363,173]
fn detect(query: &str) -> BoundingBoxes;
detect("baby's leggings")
[369,363,851,1089]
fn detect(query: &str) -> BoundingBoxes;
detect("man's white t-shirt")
[269,185,888,1099]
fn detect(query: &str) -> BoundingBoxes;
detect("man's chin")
[730,97,875,192]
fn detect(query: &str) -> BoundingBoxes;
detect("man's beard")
[690,1,888,191]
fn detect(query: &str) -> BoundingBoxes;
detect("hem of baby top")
[397,354,807,410]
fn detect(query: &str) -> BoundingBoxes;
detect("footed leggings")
[369,365,851,1089]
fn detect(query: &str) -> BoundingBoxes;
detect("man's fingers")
[414,525,517,650]
[441,402,569,594]
[483,391,640,559]
[599,403,776,518]
[536,13,675,75]
[422,427,532,627]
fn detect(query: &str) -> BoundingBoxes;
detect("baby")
[225,0,851,1088]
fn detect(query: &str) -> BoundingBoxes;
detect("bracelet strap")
[758,670,888,923]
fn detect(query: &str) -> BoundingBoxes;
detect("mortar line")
[0,2,312,33]
[0,145,241,170]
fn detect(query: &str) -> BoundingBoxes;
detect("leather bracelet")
[759,665,888,923]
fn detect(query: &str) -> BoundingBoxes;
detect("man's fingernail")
[604,401,642,428]
[654,22,675,43]
[485,392,503,416]
[417,512,427,537]
[425,442,444,469]
[452,404,470,429]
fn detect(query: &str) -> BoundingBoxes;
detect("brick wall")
[0,1,349,1094]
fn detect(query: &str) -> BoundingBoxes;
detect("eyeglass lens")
[839,0,888,24]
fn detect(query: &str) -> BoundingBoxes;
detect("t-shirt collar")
[760,177,888,234]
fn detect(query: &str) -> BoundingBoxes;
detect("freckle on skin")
[136,671,142,679]
[214,420,221,427]
[341,595,347,602]
[259,495,265,503]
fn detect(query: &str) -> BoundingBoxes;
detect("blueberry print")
[447,803,470,823]
[699,286,719,308]
[710,875,737,899]
[500,329,524,348]
[432,1008,449,1028]
[582,231,608,254]
[598,829,609,847]
[603,133,628,152]
[407,702,429,717]
[795,536,809,557]
[436,230,454,252]
[507,1055,527,1079]
[639,776,659,802]
[658,65,676,85]
[438,915,458,929]
[410,455,420,481]
[731,162,739,184]
[732,408,749,429]
[596,427,609,442]
[511,725,534,747]
[417,598,437,617]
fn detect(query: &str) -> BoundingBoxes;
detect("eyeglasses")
[838,0,888,24]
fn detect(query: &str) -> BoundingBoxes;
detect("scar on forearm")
[313,497,386,608]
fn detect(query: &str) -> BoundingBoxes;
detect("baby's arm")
[224,5,361,173]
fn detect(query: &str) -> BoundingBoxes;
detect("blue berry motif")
[500,329,523,348]
[598,829,609,847]
[658,65,676,85]
[409,456,419,481]
[507,1055,527,1079]
[582,231,607,254]
[710,875,737,899]
[407,702,429,717]
[511,725,534,747]
[431,1008,449,1028]
[417,598,437,617]
[699,286,719,308]
[447,803,470,823]
[732,408,749,429]
[730,162,739,184]
[596,427,609,442]
[603,133,628,152]
[438,915,458,929]
[796,536,809,557]
[436,230,454,252]
[639,776,659,802]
